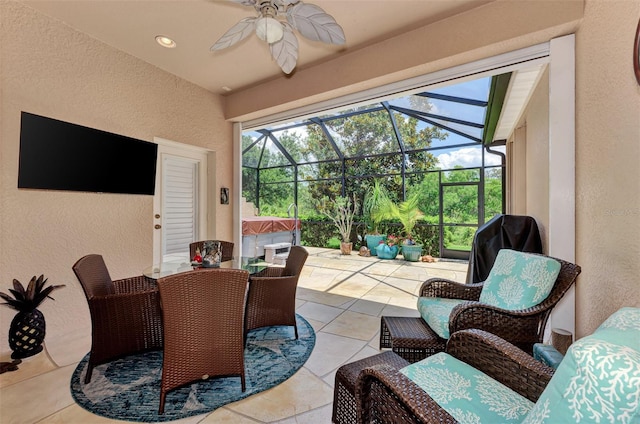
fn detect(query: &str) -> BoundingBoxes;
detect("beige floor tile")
[387,263,430,281]
[380,276,422,295]
[296,288,354,308]
[347,298,387,316]
[1,364,76,424]
[424,268,463,281]
[278,403,333,423]
[321,310,380,341]
[296,302,344,324]
[305,332,367,377]
[0,350,57,388]
[225,368,333,422]
[36,403,118,423]
[201,407,262,423]
[364,283,417,301]
[379,303,421,318]
[327,274,380,298]
[302,316,328,333]
[361,261,404,277]
[44,326,91,367]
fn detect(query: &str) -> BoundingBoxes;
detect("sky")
[245,74,504,171]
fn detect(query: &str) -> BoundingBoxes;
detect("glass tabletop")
[144,256,270,280]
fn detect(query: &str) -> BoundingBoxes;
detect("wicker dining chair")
[156,268,249,414]
[189,240,234,262]
[355,329,555,423]
[245,246,309,339]
[72,254,163,384]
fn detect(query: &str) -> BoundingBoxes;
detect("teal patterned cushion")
[417,297,466,339]
[523,307,640,424]
[478,249,561,310]
[593,307,640,351]
[401,352,534,423]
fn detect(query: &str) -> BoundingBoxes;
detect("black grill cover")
[466,214,543,283]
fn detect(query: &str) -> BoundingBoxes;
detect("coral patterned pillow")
[479,249,560,310]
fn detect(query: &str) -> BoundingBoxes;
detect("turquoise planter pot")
[376,244,399,259]
[365,234,386,256]
[401,244,423,262]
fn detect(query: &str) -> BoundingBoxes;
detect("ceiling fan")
[211,0,346,74]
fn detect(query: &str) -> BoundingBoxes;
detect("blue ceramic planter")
[366,234,386,256]
[401,244,423,262]
[376,244,399,259]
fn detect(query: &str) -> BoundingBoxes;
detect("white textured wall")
[0,1,232,361]
[574,0,640,336]
[524,69,551,254]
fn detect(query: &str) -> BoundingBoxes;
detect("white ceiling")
[21,0,493,95]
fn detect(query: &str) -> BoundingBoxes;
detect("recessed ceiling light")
[155,35,176,48]
[222,86,232,92]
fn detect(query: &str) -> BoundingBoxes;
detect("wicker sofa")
[355,307,640,423]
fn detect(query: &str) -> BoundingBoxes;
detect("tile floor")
[0,247,467,424]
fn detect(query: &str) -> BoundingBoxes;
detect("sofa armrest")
[447,329,554,402]
[355,363,457,424]
[419,278,483,300]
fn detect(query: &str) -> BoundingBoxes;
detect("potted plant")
[375,234,401,259]
[362,181,389,256]
[318,194,359,255]
[0,275,65,359]
[372,192,425,261]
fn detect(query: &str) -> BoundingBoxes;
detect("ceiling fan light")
[255,16,284,44]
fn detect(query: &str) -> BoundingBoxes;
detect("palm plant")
[0,275,65,359]
[372,192,425,239]
[362,181,390,235]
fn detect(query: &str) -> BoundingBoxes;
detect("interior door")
[153,139,208,264]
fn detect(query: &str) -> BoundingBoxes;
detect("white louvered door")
[162,156,198,256]
[152,138,209,264]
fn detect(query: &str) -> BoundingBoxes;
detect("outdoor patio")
[0,246,468,423]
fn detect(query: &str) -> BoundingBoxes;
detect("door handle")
[154,224,162,229]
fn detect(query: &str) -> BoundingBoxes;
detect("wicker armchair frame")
[356,329,555,423]
[245,246,309,339]
[189,240,234,262]
[418,254,581,354]
[72,254,164,384]
[156,268,250,414]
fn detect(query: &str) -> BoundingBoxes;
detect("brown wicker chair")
[380,254,581,362]
[189,240,234,262]
[422,254,580,354]
[356,329,555,423]
[72,254,163,384]
[156,268,249,414]
[245,246,309,339]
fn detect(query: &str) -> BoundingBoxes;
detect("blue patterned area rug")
[70,314,315,422]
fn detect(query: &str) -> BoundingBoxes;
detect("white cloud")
[436,147,502,169]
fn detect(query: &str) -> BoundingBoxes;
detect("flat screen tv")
[18,112,158,195]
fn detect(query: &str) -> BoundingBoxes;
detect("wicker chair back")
[72,254,116,297]
[245,246,309,339]
[189,240,234,262]
[282,246,309,276]
[156,268,250,414]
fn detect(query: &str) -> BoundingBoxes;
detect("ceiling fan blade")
[286,3,345,45]
[210,17,256,51]
[229,0,257,6]
[270,27,299,74]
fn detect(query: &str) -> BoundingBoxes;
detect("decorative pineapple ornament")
[0,275,65,359]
